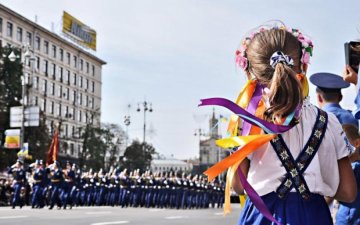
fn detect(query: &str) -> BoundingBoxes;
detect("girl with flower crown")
[226,24,358,225]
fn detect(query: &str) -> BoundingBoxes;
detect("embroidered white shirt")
[247,98,350,197]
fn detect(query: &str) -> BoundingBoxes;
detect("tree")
[123,140,156,172]
[101,123,126,168]
[25,112,51,162]
[0,45,23,169]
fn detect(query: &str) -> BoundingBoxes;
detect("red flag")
[46,128,59,166]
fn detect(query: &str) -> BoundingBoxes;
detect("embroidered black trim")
[270,108,328,200]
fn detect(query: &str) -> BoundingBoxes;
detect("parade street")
[0,205,240,225]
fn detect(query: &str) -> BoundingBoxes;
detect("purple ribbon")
[237,167,281,225]
[198,98,292,134]
[242,83,263,136]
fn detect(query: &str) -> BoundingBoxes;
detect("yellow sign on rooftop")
[62,11,97,51]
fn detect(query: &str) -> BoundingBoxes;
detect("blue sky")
[2,0,360,159]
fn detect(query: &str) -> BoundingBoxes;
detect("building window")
[72,108,75,120]
[79,93,82,105]
[52,45,56,58]
[59,67,63,82]
[50,101,54,114]
[66,70,70,84]
[80,59,83,70]
[65,106,69,117]
[78,110,82,122]
[36,57,40,70]
[41,99,46,112]
[26,32,32,46]
[56,103,61,116]
[58,85,62,98]
[0,18,2,33]
[65,124,68,137]
[16,27,22,42]
[50,82,55,95]
[44,41,49,54]
[59,48,64,61]
[73,73,77,85]
[72,90,76,103]
[51,63,56,77]
[67,52,71,65]
[86,79,89,90]
[33,76,39,90]
[65,87,69,100]
[86,62,89,73]
[6,22,13,37]
[86,95,89,107]
[91,97,94,109]
[42,79,47,93]
[79,76,83,88]
[35,36,40,50]
[71,127,75,138]
[73,55,77,68]
[92,65,95,76]
[43,60,48,75]
[33,96,38,106]
[92,81,95,93]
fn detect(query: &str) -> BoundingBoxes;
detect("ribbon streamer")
[237,167,281,225]
[199,98,292,134]
[204,134,275,182]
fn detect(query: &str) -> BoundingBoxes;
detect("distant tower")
[209,108,218,139]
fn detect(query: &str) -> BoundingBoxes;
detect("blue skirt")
[238,192,333,225]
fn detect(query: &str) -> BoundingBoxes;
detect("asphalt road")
[0,205,240,225]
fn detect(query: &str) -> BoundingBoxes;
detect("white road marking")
[85,211,112,215]
[165,216,188,219]
[74,206,114,210]
[214,212,224,216]
[0,215,28,219]
[148,209,165,212]
[90,221,129,225]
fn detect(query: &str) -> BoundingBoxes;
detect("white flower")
[302,42,309,48]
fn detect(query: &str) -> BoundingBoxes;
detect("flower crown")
[235,26,314,70]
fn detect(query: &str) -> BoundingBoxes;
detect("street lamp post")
[8,44,35,151]
[137,101,153,170]
[137,101,153,146]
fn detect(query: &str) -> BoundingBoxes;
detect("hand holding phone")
[345,41,360,73]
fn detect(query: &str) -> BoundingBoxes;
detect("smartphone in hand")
[345,41,360,73]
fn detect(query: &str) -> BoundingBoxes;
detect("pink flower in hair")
[301,51,311,64]
[236,54,248,69]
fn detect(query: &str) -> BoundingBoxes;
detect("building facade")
[0,4,106,159]
[151,158,193,173]
[199,110,227,172]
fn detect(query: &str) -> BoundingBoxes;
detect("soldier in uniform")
[48,161,64,209]
[29,159,45,208]
[8,159,26,209]
[61,161,75,209]
[310,73,358,128]
[119,169,129,207]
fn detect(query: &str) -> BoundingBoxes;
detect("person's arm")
[231,158,250,195]
[343,65,358,85]
[343,65,360,119]
[334,157,357,203]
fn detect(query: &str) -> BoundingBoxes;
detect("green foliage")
[123,140,156,172]
[79,121,125,171]
[0,45,50,169]
[0,45,23,169]
[25,112,51,162]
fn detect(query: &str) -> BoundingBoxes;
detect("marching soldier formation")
[0,160,225,210]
